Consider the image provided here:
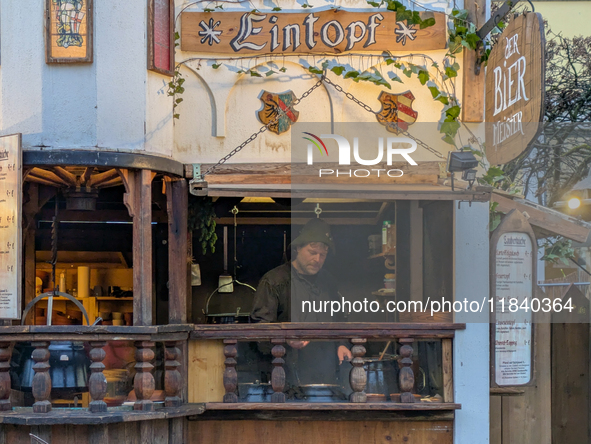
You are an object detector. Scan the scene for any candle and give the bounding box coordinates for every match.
[78,266,90,298]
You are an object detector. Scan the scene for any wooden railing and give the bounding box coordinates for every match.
[0,325,192,415]
[0,322,466,420]
[190,322,465,410]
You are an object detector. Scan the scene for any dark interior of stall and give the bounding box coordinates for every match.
[189,196,453,403]
[15,174,456,406]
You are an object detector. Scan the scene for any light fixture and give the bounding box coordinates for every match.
[447,151,479,191]
[568,197,582,209]
[462,169,478,190]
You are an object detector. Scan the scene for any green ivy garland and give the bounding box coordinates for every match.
[188,195,218,255]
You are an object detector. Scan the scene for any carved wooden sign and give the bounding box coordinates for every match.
[490,209,535,387]
[180,10,446,54]
[0,134,22,320]
[485,13,545,165]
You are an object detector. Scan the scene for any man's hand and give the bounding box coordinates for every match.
[287,340,310,349]
[338,345,353,364]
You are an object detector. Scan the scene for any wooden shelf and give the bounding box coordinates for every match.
[205,402,461,411]
[96,297,133,301]
[0,404,205,425]
[367,250,396,259]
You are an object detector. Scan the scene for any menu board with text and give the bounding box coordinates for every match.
[490,208,537,388]
[0,134,21,319]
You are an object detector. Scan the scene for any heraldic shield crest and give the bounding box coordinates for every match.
[376,91,418,133]
[257,90,300,135]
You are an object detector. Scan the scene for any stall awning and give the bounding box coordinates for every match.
[185,162,491,202]
[491,191,591,243]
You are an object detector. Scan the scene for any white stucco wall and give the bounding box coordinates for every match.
[0,1,174,156]
[173,0,469,165]
[454,201,490,444]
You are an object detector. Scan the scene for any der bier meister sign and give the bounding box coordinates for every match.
[181,10,446,54]
[485,13,545,166]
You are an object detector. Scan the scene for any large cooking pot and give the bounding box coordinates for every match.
[11,292,92,401]
[290,384,347,402]
[360,355,400,401]
[237,382,272,402]
[11,341,90,399]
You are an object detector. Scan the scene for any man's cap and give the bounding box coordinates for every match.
[291,218,335,251]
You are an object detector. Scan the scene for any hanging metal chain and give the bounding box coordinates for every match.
[200,73,445,180]
[201,77,325,178]
[322,76,446,160]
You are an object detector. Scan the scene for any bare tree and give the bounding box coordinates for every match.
[501,32,591,206]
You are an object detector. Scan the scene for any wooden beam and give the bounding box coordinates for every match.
[51,167,78,186]
[492,193,591,243]
[81,167,94,186]
[87,169,120,188]
[461,0,486,122]
[185,162,443,180]
[124,170,156,326]
[95,177,123,189]
[167,178,188,324]
[29,168,70,186]
[442,339,453,403]
[409,201,423,302]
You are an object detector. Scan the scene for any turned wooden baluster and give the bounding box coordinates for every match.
[164,341,182,407]
[88,341,107,413]
[134,341,155,411]
[223,339,238,403]
[349,338,367,403]
[31,341,51,413]
[0,342,12,411]
[270,339,286,403]
[399,339,415,403]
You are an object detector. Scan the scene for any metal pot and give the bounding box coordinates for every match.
[294,384,346,402]
[361,355,400,400]
[11,341,90,399]
[237,382,272,402]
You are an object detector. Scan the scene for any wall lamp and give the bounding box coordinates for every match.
[447,151,479,191]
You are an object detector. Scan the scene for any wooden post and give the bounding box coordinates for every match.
[120,169,156,326]
[134,341,155,411]
[166,178,188,324]
[270,339,286,403]
[0,342,12,411]
[22,182,39,325]
[461,0,486,122]
[31,341,51,413]
[222,339,238,403]
[349,338,367,403]
[88,341,107,413]
[442,338,453,403]
[164,341,182,407]
[399,339,415,403]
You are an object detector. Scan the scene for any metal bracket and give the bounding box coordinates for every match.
[476,0,516,41]
[192,164,202,181]
[189,163,209,196]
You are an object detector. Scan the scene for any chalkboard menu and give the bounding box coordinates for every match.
[0,134,21,320]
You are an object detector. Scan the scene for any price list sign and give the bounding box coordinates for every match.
[0,134,21,319]
[490,209,535,387]
[494,232,533,385]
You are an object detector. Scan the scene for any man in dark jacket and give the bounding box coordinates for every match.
[250,219,351,392]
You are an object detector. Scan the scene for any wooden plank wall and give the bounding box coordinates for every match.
[0,420,175,444]
[189,420,453,444]
[188,340,225,402]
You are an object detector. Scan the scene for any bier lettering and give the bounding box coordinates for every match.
[493,33,529,117]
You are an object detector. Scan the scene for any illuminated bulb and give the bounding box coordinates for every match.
[568,197,582,209]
